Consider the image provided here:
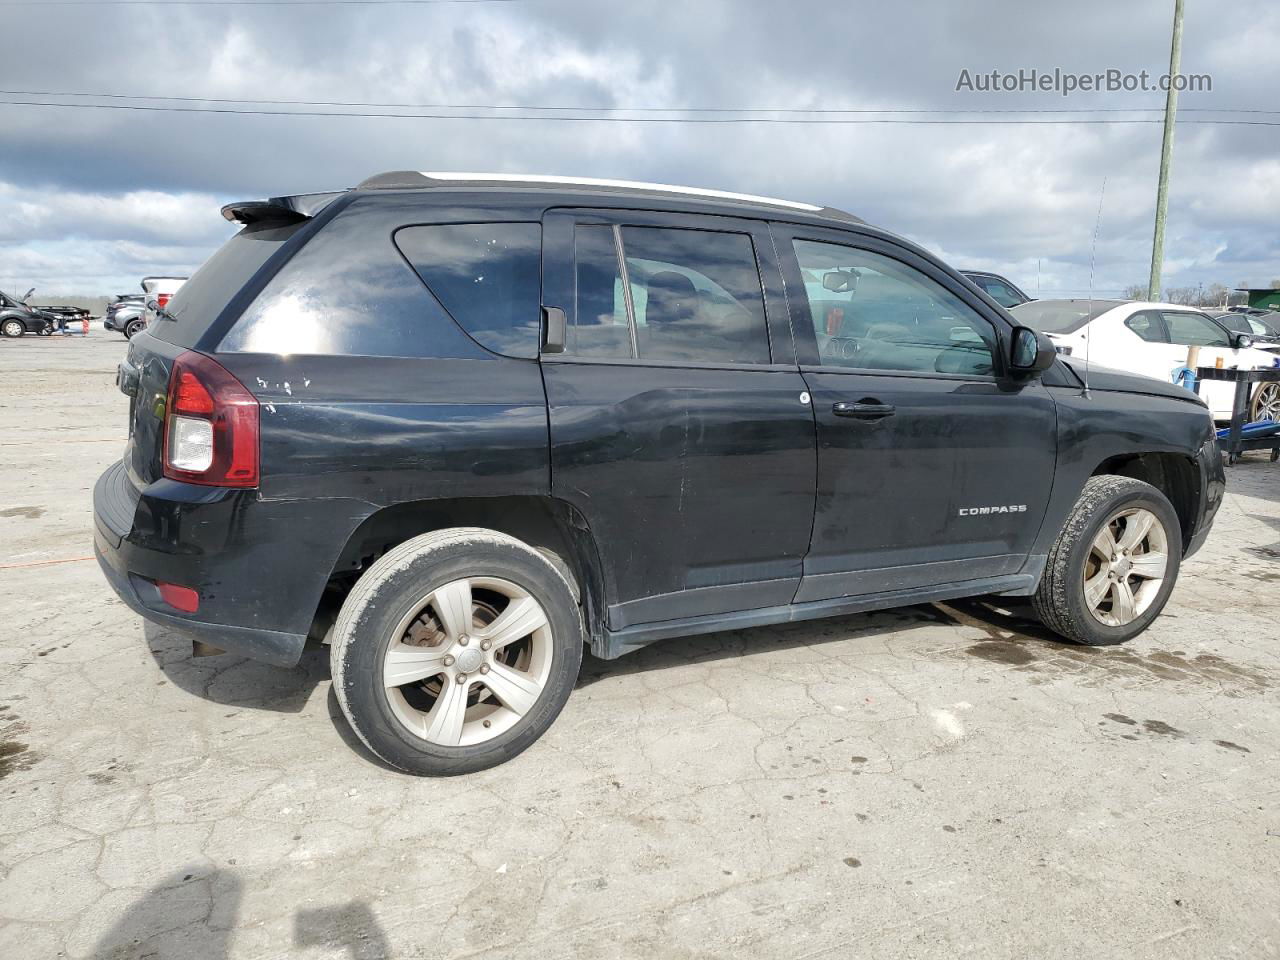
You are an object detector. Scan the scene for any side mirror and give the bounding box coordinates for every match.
[1233,333,1253,350]
[1009,325,1056,375]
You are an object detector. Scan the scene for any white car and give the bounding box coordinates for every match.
[139,275,189,331]
[1011,299,1280,422]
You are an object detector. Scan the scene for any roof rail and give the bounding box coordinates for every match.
[355,170,860,221]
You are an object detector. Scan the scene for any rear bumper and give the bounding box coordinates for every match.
[94,534,305,666]
[93,458,360,667]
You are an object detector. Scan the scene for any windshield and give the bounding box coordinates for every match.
[1212,312,1252,334]
[1010,299,1124,334]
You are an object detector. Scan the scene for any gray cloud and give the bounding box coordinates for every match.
[0,0,1276,296]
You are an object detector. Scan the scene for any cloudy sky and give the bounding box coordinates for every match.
[1,0,1277,299]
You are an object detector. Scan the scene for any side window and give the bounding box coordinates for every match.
[622,227,770,364]
[980,279,1022,309]
[1162,311,1231,348]
[793,240,996,376]
[569,224,771,364]
[571,224,632,359]
[395,223,541,359]
[1125,311,1167,343]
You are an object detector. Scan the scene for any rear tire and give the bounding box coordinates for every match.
[2,319,25,338]
[124,319,145,339]
[1032,476,1181,646]
[331,528,583,776]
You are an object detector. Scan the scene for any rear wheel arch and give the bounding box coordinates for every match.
[316,495,608,652]
[1090,452,1199,550]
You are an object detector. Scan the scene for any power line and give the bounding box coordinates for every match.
[2,88,1277,115]
[1,0,514,5]
[4,98,1280,124]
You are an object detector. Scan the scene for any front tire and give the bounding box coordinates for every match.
[1033,476,1181,646]
[331,528,583,775]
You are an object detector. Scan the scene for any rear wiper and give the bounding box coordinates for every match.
[148,301,177,322]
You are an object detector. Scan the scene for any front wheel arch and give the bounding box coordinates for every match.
[1090,451,1200,551]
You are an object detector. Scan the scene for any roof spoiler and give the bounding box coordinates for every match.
[221,191,345,226]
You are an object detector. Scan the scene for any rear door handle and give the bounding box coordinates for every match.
[832,400,895,420]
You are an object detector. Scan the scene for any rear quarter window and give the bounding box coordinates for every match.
[152,220,303,347]
[219,203,488,359]
[394,223,542,359]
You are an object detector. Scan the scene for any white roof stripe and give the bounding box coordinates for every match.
[418,171,823,212]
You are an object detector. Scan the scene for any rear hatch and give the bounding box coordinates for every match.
[120,195,339,487]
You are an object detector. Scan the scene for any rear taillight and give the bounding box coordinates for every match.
[162,351,259,487]
[157,292,173,309]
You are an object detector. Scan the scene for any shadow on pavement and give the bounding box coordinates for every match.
[144,622,329,715]
[87,866,392,959]
[88,866,242,959]
[295,900,392,960]
[575,602,972,687]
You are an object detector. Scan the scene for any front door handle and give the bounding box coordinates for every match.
[832,400,895,420]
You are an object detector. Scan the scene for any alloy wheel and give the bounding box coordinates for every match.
[1082,507,1169,627]
[382,576,553,747]
[1251,381,1280,422]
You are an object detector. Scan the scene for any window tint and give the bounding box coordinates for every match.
[1162,311,1230,347]
[571,224,633,358]
[222,204,481,358]
[977,279,1023,309]
[794,240,996,376]
[1125,311,1167,343]
[153,219,303,348]
[569,225,772,364]
[624,227,769,363]
[395,223,541,358]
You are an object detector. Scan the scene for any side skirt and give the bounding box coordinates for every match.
[594,573,1038,660]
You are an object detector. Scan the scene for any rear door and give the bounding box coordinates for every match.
[540,209,816,631]
[775,225,1057,601]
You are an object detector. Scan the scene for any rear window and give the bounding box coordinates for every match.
[394,223,542,358]
[151,220,303,347]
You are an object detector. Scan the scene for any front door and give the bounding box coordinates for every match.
[774,225,1058,602]
[540,209,816,631]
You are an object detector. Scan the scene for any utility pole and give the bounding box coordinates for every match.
[1147,0,1186,302]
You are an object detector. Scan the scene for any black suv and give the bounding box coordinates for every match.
[95,172,1224,775]
[960,270,1032,309]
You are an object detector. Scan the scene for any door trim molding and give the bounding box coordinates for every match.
[597,572,1038,659]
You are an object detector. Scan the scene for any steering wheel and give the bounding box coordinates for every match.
[821,337,861,361]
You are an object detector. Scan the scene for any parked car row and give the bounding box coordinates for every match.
[103,276,188,338]
[34,303,91,326]
[1,287,63,337]
[104,294,146,338]
[957,269,1280,422]
[1009,299,1280,421]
